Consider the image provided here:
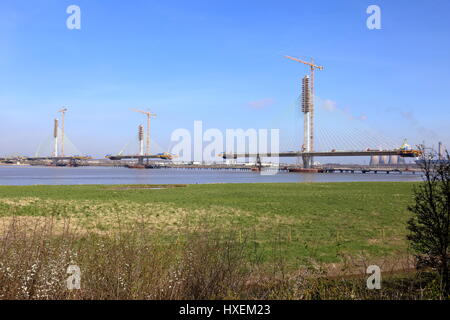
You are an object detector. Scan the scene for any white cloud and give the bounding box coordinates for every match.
[316,96,367,121]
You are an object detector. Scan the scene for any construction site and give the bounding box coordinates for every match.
[0,55,439,174]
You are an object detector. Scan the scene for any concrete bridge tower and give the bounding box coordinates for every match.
[138,125,144,165]
[138,125,144,156]
[301,75,313,168]
[438,141,444,160]
[53,118,59,158]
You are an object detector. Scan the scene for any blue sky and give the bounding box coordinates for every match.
[0,0,449,158]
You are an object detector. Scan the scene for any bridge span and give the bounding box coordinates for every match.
[221,149,420,159]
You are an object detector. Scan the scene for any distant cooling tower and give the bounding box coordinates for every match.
[380,155,389,165]
[370,155,379,166]
[389,155,398,165]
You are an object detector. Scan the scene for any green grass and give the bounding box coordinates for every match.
[0,182,417,265]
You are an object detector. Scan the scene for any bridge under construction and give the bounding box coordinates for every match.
[220,55,422,169]
[0,55,427,169]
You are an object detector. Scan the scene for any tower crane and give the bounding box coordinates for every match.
[285,56,323,95]
[130,108,157,155]
[285,55,323,153]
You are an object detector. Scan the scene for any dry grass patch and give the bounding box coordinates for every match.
[0,197,264,235]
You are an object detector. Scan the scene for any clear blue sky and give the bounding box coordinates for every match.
[0,0,449,157]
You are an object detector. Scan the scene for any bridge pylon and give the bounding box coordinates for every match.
[302,156,312,169]
[301,75,313,168]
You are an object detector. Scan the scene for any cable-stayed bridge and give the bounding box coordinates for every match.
[220,55,423,169]
[20,116,92,166]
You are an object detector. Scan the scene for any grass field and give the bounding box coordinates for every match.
[0,182,417,266]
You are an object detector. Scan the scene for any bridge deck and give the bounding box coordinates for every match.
[222,150,419,158]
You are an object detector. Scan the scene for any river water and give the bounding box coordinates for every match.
[0,166,422,186]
